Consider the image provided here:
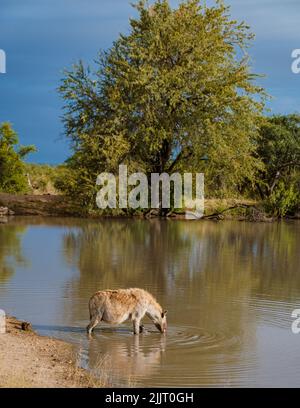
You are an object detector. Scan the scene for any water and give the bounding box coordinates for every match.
[0,217,300,387]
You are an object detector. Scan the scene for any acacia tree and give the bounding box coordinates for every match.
[0,122,36,193]
[59,0,265,210]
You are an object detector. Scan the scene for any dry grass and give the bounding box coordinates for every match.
[204,198,259,215]
[0,373,33,388]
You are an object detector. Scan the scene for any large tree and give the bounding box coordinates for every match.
[59,0,265,210]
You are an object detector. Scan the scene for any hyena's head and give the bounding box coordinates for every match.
[154,311,168,333]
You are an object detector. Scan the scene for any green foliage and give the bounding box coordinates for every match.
[25,163,71,195]
[256,114,300,216]
[59,0,265,209]
[256,114,300,197]
[264,179,299,218]
[0,122,36,193]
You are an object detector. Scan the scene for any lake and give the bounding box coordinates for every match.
[0,217,300,387]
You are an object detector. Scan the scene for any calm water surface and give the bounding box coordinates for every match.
[0,217,300,387]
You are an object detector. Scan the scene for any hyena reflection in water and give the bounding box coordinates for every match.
[87,331,167,384]
[87,288,167,335]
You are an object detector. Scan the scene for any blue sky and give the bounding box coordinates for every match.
[0,0,299,164]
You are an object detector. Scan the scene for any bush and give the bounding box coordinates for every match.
[0,123,36,193]
[264,179,300,217]
[25,163,73,195]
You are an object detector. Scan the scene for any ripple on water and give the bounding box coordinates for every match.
[249,298,296,329]
[159,325,242,352]
[82,323,242,350]
[75,323,246,387]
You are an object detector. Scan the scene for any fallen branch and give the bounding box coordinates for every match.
[201,204,260,220]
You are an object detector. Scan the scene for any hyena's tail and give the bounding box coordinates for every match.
[88,299,93,320]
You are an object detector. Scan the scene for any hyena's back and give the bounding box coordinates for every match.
[88,288,152,324]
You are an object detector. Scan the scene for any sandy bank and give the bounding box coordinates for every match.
[0,316,90,388]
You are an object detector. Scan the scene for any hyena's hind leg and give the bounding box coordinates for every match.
[87,314,100,335]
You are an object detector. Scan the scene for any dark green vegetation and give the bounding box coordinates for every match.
[1,1,299,218]
[256,115,300,217]
[0,123,35,193]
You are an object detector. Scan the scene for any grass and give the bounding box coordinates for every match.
[24,163,69,195]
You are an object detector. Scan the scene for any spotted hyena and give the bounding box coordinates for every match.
[87,288,167,335]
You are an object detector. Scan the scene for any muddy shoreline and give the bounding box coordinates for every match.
[0,193,76,217]
[0,192,284,221]
[0,316,93,388]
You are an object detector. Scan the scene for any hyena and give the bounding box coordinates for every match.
[87,288,167,335]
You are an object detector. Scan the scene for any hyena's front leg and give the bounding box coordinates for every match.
[133,319,142,335]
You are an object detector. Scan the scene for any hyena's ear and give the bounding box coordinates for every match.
[162,310,168,317]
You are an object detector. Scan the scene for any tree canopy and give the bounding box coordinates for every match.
[59,0,266,209]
